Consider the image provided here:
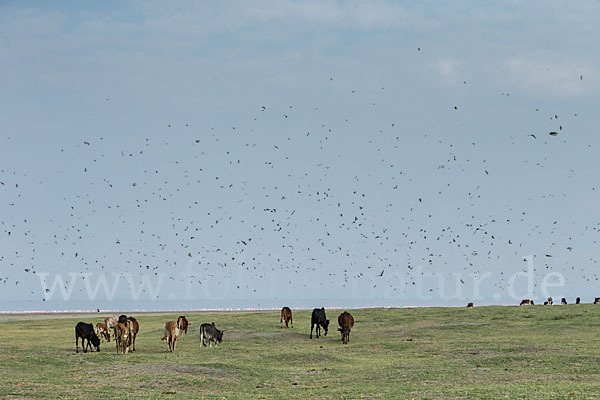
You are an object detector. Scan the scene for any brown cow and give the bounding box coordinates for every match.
[126,317,139,351]
[177,316,189,335]
[95,323,111,343]
[280,307,293,328]
[520,299,534,306]
[337,311,354,344]
[161,321,179,352]
[114,323,130,354]
[466,302,474,308]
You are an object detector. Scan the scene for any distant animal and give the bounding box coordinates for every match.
[161,321,179,352]
[281,307,293,328]
[200,322,224,348]
[310,308,330,339]
[75,322,101,353]
[520,299,534,306]
[105,315,120,330]
[126,317,139,351]
[594,297,600,304]
[118,314,128,324]
[114,322,130,354]
[177,316,189,335]
[337,311,354,344]
[576,297,581,304]
[561,298,567,305]
[466,302,474,308]
[95,323,111,342]
[547,297,553,305]
[544,301,548,305]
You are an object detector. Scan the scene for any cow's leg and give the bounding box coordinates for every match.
[310,323,314,339]
[76,336,79,353]
[290,317,293,328]
[316,324,320,338]
[280,313,283,328]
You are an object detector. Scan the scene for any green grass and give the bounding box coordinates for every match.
[1,305,600,399]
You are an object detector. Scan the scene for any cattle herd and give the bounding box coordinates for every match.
[75,307,354,354]
[518,297,597,306]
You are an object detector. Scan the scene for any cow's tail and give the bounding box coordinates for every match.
[161,327,168,341]
[199,327,204,345]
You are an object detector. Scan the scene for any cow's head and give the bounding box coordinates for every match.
[322,319,330,335]
[215,328,224,343]
[92,335,101,352]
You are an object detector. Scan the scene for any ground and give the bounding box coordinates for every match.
[0,305,599,399]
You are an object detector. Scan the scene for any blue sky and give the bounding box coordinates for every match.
[1,1,600,311]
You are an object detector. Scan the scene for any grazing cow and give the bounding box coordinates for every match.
[561,298,567,305]
[177,316,189,335]
[547,297,553,305]
[520,299,534,306]
[114,323,130,354]
[105,315,120,330]
[75,322,101,353]
[118,314,128,324]
[576,297,581,304]
[95,323,111,343]
[337,311,354,344]
[595,297,600,304]
[280,307,293,328]
[126,317,139,351]
[161,321,179,352]
[200,322,224,348]
[466,302,474,308]
[310,308,329,339]
[544,301,548,305]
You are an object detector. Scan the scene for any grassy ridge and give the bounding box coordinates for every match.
[0,306,599,399]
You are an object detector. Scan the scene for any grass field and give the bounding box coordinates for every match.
[1,305,600,399]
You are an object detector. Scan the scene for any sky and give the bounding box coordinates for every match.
[1,1,600,311]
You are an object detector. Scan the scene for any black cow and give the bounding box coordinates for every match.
[75,322,101,353]
[118,314,128,324]
[561,298,567,305]
[310,308,329,339]
[199,322,224,348]
[576,297,581,304]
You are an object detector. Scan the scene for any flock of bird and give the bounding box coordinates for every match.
[1,66,597,308]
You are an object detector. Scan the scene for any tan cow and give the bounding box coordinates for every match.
[161,321,179,352]
[126,317,139,352]
[520,299,534,306]
[114,323,130,354]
